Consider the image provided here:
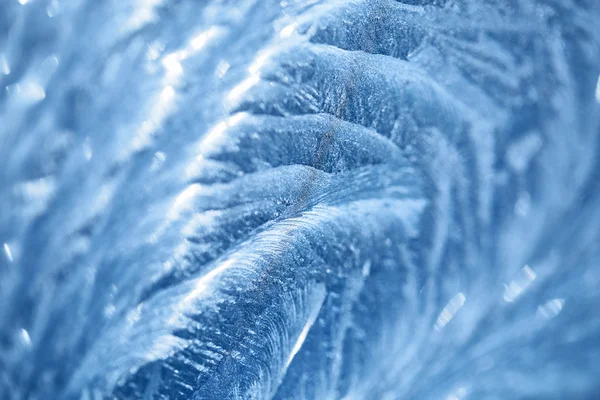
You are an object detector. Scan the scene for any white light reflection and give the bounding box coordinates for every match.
[434,292,466,331]
[285,288,326,370]
[128,27,222,156]
[19,328,31,347]
[125,0,163,32]
[184,113,249,180]
[160,27,223,86]
[279,22,298,39]
[506,133,542,173]
[176,258,237,315]
[83,138,93,161]
[46,0,60,17]
[201,112,247,151]
[227,44,284,103]
[166,183,204,222]
[595,74,600,103]
[6,81,46,105]
[161,54,184,83]
[249,44,289,76]
[227,75,260,103]
[1,54,10,75]
[190,30,214,51]
[150,151,166,171]
[227,24,305,104]
[537,298,565,319]
[216,60,230,78]
[131,85,175,152]
[503,265,536,302]
[3,243,13,263]
[514,192,531,217]
[446,385,470,400]
[150,183,204,241]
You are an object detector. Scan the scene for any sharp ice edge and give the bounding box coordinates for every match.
[0,0,599,399]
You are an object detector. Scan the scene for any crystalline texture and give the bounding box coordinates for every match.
[0,0,599,399]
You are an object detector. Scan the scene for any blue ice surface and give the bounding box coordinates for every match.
[0,0,599,399]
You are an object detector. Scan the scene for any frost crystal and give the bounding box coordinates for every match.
[1,0,599,399]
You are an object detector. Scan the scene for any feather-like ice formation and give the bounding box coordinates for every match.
[0,0,599,399]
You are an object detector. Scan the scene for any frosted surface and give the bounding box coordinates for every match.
[1,0,599,399]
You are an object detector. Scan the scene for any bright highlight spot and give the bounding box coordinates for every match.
[503,265,537,302]
[3,243,13,262]
[537,298,565,319]
[1,54,10,75]
[435,292,466,331]
[280,23,298,38]
[227,75,260,103]
[20,329,31,347]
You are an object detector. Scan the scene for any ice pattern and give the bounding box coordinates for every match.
[1,0,600,399]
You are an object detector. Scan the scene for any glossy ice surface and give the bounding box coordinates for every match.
[1,0,599,399]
